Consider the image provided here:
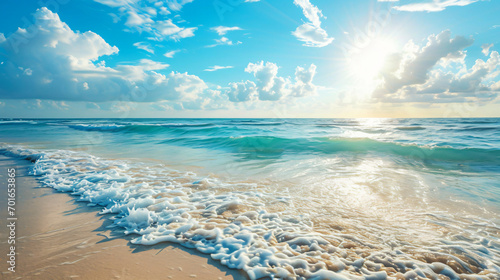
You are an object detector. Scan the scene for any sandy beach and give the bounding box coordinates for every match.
[0,155,247,280]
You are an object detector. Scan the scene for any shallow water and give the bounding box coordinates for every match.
[1,118,499,279]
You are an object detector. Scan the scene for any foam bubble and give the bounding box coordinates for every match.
[1,144,499,280]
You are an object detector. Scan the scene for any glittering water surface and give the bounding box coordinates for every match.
[1,118,499,279]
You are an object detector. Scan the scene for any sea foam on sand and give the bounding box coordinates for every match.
[0,154,243,279]
[1,144,499,280]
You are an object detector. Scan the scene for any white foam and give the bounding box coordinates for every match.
[68,124,125,131]
[0,120,38,125]
[1,144,499,280]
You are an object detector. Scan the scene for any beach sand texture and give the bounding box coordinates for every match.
[0,156,247,280]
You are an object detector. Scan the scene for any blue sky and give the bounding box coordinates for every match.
[0,0,499,118]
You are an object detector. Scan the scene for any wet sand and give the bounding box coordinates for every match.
[0,156,247,280]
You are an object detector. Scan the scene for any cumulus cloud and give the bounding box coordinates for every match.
[227,81,258,102]
[0,8,207,105]
[226,61,317,102]
[292,0,333,47]
[373,30,500,103]
[94,0,196,42]
[394,0,480,12]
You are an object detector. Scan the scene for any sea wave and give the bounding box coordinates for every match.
[68,124,126,131]
[396,126,426,131]
[461,126,500,132]
[1,144,499,279]
[458,119,500,124]
[15,120,500,164]
[66,122,216,132]
[230,122,284,126]
[0,120,38,125]
[162,136,500,163]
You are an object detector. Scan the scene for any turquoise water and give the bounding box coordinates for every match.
[1,118,499,279]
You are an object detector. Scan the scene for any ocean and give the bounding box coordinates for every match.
[1,118,499,279]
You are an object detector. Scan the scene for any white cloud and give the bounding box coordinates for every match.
[171,89,228,110]
[204,65,234,72]
[208,26,243,48]
[110,101,136,113]
[24,99,70,110]
[374,30,500,103]
[33,99,42,109]
[125,10,154,27]
[245,62,280,92]
[292,64,318,97]
[482,44,493,56]
[211,26,242,36]
[92,0,130,8]
[0,7,323,111]
[492,80,500,91]
[93,0,196,41]
[292,23,333,48]
[292,0,333,47]
[0,8,207,105]
[133,42,154,54]
[227,80,258,102]
[0,33,5,43]
[136,59,170,71]
[164,50,180,58]
[227,61,317,102]
[48,100,70,110]
[151,101,173,111]
[153,19,196,41]
[294,0,323,27]
[207,36,242,48]
[166,0,194,11]
[394,0,480,12]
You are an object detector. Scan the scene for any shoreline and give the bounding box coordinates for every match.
[0,126,499,280]
[0,155,247,279]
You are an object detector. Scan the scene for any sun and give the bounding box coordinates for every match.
[346,37,396,85]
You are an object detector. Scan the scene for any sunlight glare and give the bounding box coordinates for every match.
[347,38,395,84]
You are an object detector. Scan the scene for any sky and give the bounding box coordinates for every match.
[0,0,499,118]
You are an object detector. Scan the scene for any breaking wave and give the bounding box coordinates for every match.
[1,144,499,280]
